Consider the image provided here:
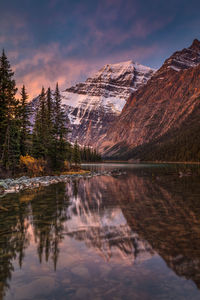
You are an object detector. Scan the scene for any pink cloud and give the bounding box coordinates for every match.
[12,41,159,100]
[13,44,99,99]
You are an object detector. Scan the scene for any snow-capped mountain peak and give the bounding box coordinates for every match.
[64,60,155,101]
[61,60,156,146]
[29,59,156,147]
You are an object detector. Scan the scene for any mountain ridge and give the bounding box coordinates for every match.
[61,60,155,146]
[98,39,200,159]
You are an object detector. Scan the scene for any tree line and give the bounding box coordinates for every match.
[0,50,101,175]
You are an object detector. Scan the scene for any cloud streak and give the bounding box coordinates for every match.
[1,0,200,99]
[12,42,158,99]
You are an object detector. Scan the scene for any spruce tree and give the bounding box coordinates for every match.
[79,145,101,162]
[32,87,48,159]
[72,140,81,166]
[46,87,54,128]
[83,146,87,161]
[2,118,20,172]
[0,50,20,172]
[52,83,68,170]
[45,87,55,167]
[86,146,91,162]
[19,85,31,156]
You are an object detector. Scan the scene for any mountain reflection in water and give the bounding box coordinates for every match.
[1,164,200,300]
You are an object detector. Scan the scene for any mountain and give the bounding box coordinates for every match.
[99,39,200,160]
[64,176,155,263]
[61,60,155,146]
[29,60,155,147]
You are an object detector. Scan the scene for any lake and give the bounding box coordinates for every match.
[1,163,200,300]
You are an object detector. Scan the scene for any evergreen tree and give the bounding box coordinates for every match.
[19,85,31,156]
[52,83,68,169]
[45,87,55,166]
[32,84,69,171]
[86,146,91,162]
[65,142,73,162]
[0,50,20,172]
[80,145,101,162]
[2,118,20,172]
[83,146,87,161]
[54,83,66,136]
[46,87,54,128]
[72,140,81,166]
[32,87,48,159]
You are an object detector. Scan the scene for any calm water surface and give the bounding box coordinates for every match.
[1,163,200,300]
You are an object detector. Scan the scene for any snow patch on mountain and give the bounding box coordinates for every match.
[62,92,126,115]
[61,60,156,131]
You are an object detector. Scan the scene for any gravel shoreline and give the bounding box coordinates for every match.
[0,169,125,196]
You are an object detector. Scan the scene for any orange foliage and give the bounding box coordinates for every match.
[20,155,46,176]
[64,160,70,171]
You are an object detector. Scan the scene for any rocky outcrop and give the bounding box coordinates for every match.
[99,39,200,158]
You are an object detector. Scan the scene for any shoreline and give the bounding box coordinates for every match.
[1,160,199,197]
[0,169,124,197]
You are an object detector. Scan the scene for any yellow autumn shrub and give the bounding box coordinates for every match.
[20,155,46,176]
[64,160,70,171]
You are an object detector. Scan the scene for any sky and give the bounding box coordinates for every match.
[1,0,200,98]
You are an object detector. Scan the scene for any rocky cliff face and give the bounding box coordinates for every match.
[61,61,155,146]
[99,39,200,158]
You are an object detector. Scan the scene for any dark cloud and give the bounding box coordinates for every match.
[0,0,200,97]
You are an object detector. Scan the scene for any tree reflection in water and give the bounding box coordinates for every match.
[0,165,200,299]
